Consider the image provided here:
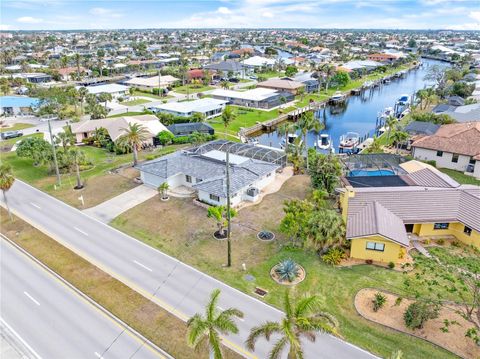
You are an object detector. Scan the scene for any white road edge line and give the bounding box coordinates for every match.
[23,291,40,306]
[30,202,41,209]
[133,260,153,272]
[94,352,104,358]
[0,317,42,359]
[73,226,89,236]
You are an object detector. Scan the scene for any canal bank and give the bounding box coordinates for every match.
[251,58,448,152]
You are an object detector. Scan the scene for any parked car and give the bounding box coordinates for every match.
[147,107,160,113]
[1,130,23,140]
[229,78,239,83]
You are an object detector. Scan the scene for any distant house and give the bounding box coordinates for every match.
[151,98,227,119]
[16,73,52,84]
[0,96,39,116]
[210,88,294,109]
[187,69,205,82]
[411,122,480,178]
[204,61,245,79]
[242,56,276,70]
[136,140,286,206]
[431,103,480,122]
[124,75,179,91]
[167,122,215,137]
[338,158,480,264]
[367,53,398,64]
[288,72,319,93]
[84,83,130,98]
[70,114,169,145]
[58,67,88,81]
[257,79,305,95]
[403,121,440,136]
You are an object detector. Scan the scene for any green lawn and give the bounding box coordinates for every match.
[121,98,151,106]
[0,123,34,133]
[172,84,214,94]
[438,168,480,185]
[112,175,457,359]
[256,70,285,79]
[108,111,151,118]
[132,90,173,100]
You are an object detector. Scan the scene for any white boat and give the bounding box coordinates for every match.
[280,133,299,149]
[396,94,411,106]
[363,80,374,88]
[317,133,333,151]
[330,91,346,103]
[339,132,360,149]
[378,106,395,119]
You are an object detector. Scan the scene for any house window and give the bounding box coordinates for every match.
[436,150,443,157]
[434,223,449,230]
[366,242,385,252]
[185,175,192,183]
[469,158,476,165]
[464,226,472,236]
[209,194,220,202]
[451,154,459,163]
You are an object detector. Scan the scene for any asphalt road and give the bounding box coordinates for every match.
[0,238,167,359]
[3,180,377,359]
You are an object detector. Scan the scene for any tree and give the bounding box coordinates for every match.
[221,106,236,137]
[407,39,417,48]
[187,289,243,359]
[296,111,323,171]
[276,122,296,153]
[55,128,75,151]
[0,164,15,221]
[16,137,52,166]
[307,151,342,194]
[246,290,338,359]
[391,131,409,153]
[450,82,474,98]
[157,130,175,145]
[68,147,85,189]
[305,208,345,253]
[404,301,440,330]
[158,182,169,200]
[116,123,150,166]
[330,71,350,88]
[285,65,298,77]
[98,92,113,110]
[207,205,237,238]
[385,115,397,142]
[220,80,230,90]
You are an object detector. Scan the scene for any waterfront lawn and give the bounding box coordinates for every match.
[438,168,480,185]
[173,84,214,94]
[0,209,241,359]
[111,175,456,359]
[2,144,183,208]
[0,122,34,133]
[121,98,151,106]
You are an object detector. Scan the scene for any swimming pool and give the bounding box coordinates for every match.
[349,169,395,177]
[0,96,39,108]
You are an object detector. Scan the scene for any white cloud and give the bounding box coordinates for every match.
[217,6,232,14]
[262,11,274,18]
[16,16,43,23]
[89,7,123,18]
[469,10,480,22]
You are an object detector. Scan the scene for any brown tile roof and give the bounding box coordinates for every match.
[406,167,460,188]
[412,121,480,158]
[257,79,305,90]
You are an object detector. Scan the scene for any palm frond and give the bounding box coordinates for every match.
[294,295,321,317]
[209,328,223,359]
[268,337,288,359]
[245,321,282,350]
[207,288,221,321]
[187,314,208,347]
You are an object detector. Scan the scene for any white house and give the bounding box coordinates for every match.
[411,122,480,179]
[136,140,286,206]
[151,98,227,119]
[124,75,179,91]
[84,83,130,98]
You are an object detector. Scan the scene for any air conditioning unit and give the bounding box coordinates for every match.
[246,187,259,197]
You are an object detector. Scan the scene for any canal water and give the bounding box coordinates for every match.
[252,58,448,151]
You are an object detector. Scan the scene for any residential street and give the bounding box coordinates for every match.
[0,238,167,359]
[2,180,377,359]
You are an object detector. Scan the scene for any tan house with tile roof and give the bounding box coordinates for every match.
[411,122,480,179]
[257,79,305,95]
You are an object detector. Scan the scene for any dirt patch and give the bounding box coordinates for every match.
[355,288,479,359]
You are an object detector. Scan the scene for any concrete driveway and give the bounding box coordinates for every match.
[83,185,158,223]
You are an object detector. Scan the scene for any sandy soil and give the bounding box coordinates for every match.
[355,288,480,359]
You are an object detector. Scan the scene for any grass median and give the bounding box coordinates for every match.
[0,208,241,359]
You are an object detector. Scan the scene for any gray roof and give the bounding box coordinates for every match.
[347,202,409,246]
[403,121,440,136]
[204,61,244,72]
[406,168,460,188]
[136,150,278,198]
[346,185,480,237]
[434,103,480,122]
[167,122,214,135]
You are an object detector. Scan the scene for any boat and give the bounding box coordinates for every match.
[396,94,411,106]
[280,133,299,149]
[329,91,346,104]
[363,80,374,88]
[316,133,334,153]
[378,106,395,119]
[383,78,391,84]
[339,132,360,150]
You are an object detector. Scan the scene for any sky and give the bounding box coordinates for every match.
[1,0,479,31]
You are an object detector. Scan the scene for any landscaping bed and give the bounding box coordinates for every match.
[355,288,479,359]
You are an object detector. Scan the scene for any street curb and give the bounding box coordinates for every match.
[0,234,174,359]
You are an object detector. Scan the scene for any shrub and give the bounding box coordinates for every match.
[451,240,461,247]
[372,292,387,312]
[394,297,403,306]
[157,130,175,145]
[403,301,439,329]
[436,238,445,245]
[388,261,395,269]
[172,135,190,144]
[274,259,300,283]
[366,259,373,265]
[321,248,346,266]
[424,160,436,167]
[424,238,431,245]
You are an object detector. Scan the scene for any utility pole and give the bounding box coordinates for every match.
[47,119,61,186]
[226,148,232,267]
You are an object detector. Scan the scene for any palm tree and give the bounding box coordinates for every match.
[391,131,409,154]
[221,106,236,138]
[116,123,150,166]
[385,115,397,142]
[74,53,82,79]
[158,182,169,200]
[207,205,237,238]
[0,164,15,221]
[296,111,324,170]
[55,129,75,151]
[246,290,338,359]
[220,80,230,90]
[68,147,85,189]
[78,87,88,115]
[187,289,244,359]
[276,122,296,153]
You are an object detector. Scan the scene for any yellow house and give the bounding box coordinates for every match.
[338,160,480,263]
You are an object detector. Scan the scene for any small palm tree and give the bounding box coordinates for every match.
[296,111,324,170]
[117,123,150,166]
[221,106,236,138]
[246,290,338,359]
[187,289,244,359]
[68,147,85,189]
[158,182,169,200]
[0,163,15,221]
[276,122,296,153]
[207,205,237,238]
[385,115,397,142]
[391,131,409,154]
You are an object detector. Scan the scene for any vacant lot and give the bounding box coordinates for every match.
[112,175,456,359]
[122,98,152,106]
